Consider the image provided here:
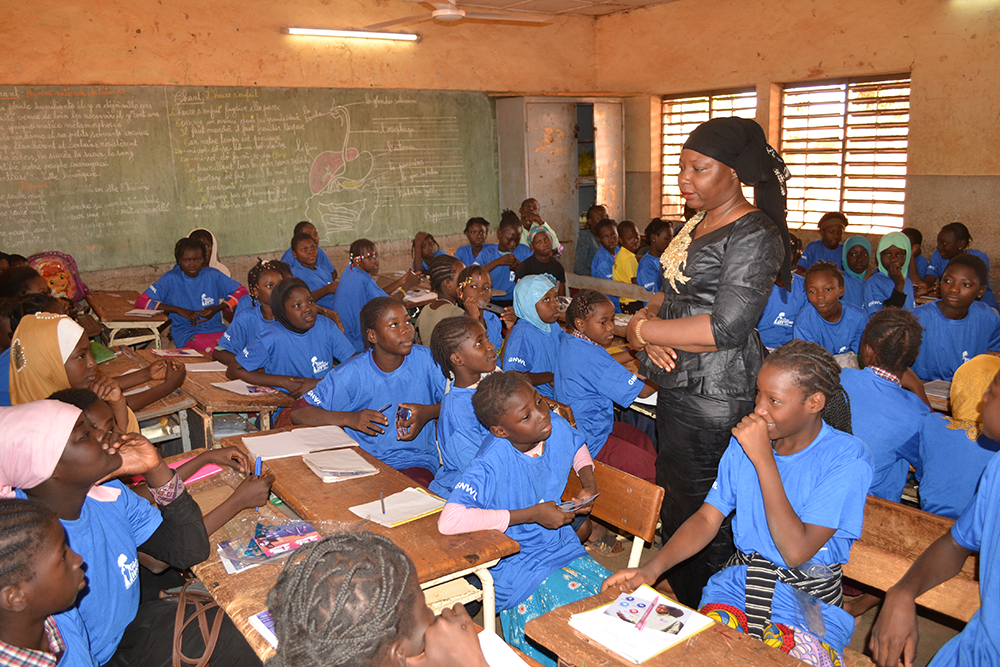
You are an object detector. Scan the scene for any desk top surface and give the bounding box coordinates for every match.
[86,290,168,323]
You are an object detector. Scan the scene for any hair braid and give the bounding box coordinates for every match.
[267,532,417,667]
[804,260,844,288]
[429,317,477,379]
[427,255,462,294]
[766,339,853,434]
[247,259,293,306]
[565,289,612,332]
[358,296,400,351]
[49,388,101,411]
[0,498,54,586]
[860,308,923,376]
[472,370,532,428]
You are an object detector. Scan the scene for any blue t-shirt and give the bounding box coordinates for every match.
[0,347,10,406]
[303,346,446,471]
[331,266,388,353]
[863,272,915,316]
[792,302,867,356]
[237,316,355,389]
[931,451,1000,666]
[798,240,844,271]
[16,481,162,665]
[590,247,621,313]
[554,335,643,456]
[483,310,503,352]
[143,266,243,347]
[502,320,564,399]
[290,261,336,310]
[420,249,448,272]
[702,424,873,652]
[636,252,663,296]
[49,608,99,667]
[280,246,337,277]
[756,277,807,349]
[490,244,532,302]
[913,253,930,279]
[911,301,1000,382]
[428,385,491,500]
[448,414,586,611]
[842,274,866,310]
[918,414,1000,519]
[216,305,272,354]
[926,249,998,311]
[840,367,928,501]
[455,244,499,268]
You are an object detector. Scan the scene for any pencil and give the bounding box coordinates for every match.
[636,595,658,631]
[254,456,262,511]
[380,492,386,514]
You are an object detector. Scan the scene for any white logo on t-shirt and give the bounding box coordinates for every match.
[455,482,478,501]
[773,311,794,327]
[962,350,971,364]
[311,356,329,374]
[201,293,215,307]
[117,554,139,589]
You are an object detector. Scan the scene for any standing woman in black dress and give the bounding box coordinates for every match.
[625,117,791,607]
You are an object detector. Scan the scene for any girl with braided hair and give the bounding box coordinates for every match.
[267,532,489,667]
[605,340,873,665]
[415,254,464,345]
[213,259,292,366]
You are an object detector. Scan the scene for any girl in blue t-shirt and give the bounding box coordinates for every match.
[922,222,999,309]
[136,237,247,351]
[228,277,355,398]
[489,211,532,306]
[290,231,337,309]
[454,217,500,268]
[427,317,497,499]
[503,273,563,398]
[457,265,511,352]
[864,232,916,315]
[293,297,446,487]
[589,218,621,313]
[793,261,868,358]
[605,340,874,662]
[439,371,608,666]
[213,259,292,366]
[554,290,657,484]
[841,236,871,309]
[280,221,338,282]
[636,218,672,297]
[412,231,446,274]
[757,233,806,350]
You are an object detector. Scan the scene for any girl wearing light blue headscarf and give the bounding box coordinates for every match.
[863,232,915,315]
[842,236,871,309]
[502,274,565,398]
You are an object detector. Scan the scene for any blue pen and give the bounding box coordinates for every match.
[378,403,392,413]
[254,456,262,511]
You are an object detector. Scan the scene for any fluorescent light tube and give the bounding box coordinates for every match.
[284,28,419,41]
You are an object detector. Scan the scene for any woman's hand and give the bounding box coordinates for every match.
[532,501,575,529]
[625,308,651,349]
[228,473,276,511]
[106,433,163,478]
[163,360,186,390]
[147,359,168,381]
[401,270,421,290]
[90,375,124,405]
[887,261,906,292]
[347,409,389,436]
[409,604,489,667]
[602,565,656,593]
[732,412,772,464]
[500,306,517,329]
[869,587,920,667]
[168,306,199,325]
[397,403,434,441]
[197,303,225,322]
[283,377,319,399]
[644,344,677,372]
[569,488,598,515]
[200,446,251,473]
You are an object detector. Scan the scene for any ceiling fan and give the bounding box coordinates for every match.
[365,1,554,30]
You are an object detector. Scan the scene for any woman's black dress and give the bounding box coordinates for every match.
[639,210,782,607]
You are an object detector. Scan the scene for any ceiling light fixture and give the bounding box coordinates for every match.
[283,27,419,41]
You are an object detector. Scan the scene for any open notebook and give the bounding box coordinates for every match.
[348,487,445,528]
[243,425,359,461]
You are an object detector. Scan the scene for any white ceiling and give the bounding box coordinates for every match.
[402,0,679,18]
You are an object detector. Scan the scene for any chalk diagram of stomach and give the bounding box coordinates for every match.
[304,106,380,236]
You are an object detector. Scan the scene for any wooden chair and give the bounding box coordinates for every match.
[317,306,344,332]
[563,461,664,568]
[542,396,576,427]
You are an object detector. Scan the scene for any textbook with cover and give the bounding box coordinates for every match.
[249,610,277,648]
[568,585,714,663]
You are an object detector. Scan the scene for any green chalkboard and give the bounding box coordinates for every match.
[0,85,499,271]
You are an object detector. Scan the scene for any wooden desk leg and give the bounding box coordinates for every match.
[153,325,161,349]
[474,566,497,634]
[261,410,272,431]
[179,409,192,452]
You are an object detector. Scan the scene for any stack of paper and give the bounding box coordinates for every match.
[924,379,951,403]
[150,348,203,357]
[302,448,378,483]
[248,610,277,648]
[211,379,280,396]
[349,487,445,528]
[186,360,229,372]
[568,585,714,664]
[243,425,359,460]
[124,308,163,317]
[404,288,438,305]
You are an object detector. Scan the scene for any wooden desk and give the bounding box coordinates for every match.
[221,428,520,632]
[526,589,803,667]
[86,290,170,348]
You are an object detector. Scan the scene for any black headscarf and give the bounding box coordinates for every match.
[270,277,311,334]
[684,117,792,288]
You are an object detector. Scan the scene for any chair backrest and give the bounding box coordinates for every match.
[563,461,663,544]
[542,396,576,428]
[317,306,344,332]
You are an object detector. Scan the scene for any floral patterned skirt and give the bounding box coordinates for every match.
[499,555,611,667]
[700,602,844,667]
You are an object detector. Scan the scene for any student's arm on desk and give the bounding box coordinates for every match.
[439,501,574,534]
[290,404,389,435]
[124,361,186,412]
[212,346,237,366]
[226,361,318,399]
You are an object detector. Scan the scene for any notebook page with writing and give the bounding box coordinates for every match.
[349,487,445,528]
[243,432,313,460]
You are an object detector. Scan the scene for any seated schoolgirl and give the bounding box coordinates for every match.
[213,259,292,366]
[589,218,622,313]
[489,211,532,307]
[757,235,806,350]
[842,235,871,309]
[840,308,929,502]
[916,355,1000,519]
[332,239,420,353]
[923,221,999,310]
[0,400,261,667]
[228,278,355,399]
[796,212,846,273]
[519,197,561,254]
[280,221,337,282]
[416,255,466,345]
[454,217,499,268]
[427,317,496,499]
[911,254,1000,381]
[864,232,916,315]
[187,228,230,277]
[0,498,96,667]
[604,340,874,664]
[438,371,608,665]
[503,274,564,399]
[901,227,929,280]
[267,532,490,667]
[457,264,509,352]
[554,290,657,483]
[293,297,445,487]
[613,220,642,314]
[136,237,247,352]
[289,231,337,310]
[636,218,672,297]
[793,262,868,358]
[0,265,48,301]
[515,227,566,295]
[412,231,446,274]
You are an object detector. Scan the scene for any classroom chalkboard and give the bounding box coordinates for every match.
[0,85,499,271]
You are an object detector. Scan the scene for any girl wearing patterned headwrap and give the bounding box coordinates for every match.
[622,117,789,607]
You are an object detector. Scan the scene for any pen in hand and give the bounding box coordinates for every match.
[636,595,658,631]
[254,456,262,511]
[378,403,392,414]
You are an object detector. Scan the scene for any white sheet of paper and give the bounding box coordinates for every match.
[303,448,376,474]
[291,425,358,450]
[186,361,229,372]
[124,308,162,317]
[349,488,445,527]
[478,629,530,667]
[211,380,278,396]
[243,431,313,460]
[633,391,657,407]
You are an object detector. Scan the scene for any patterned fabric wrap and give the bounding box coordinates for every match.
[727,550,843,640]
[659,211,706,292]
[947,354,1000,440]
